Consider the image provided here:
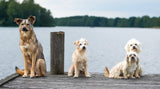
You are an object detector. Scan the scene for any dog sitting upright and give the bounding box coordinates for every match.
[125,38,143,78]
[68,38,91,78]
[14,16,46,78]
[104,51,139,79]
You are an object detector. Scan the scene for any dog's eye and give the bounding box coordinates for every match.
[79,44,82,46]
[27,24,29,26]
[84,43,86,45]
[135,44,137,45]
[133,54,136,56]
[130,44,132,46]
[21,24,24,25]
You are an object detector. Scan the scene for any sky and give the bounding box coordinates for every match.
[17,0,160,18]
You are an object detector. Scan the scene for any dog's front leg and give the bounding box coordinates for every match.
[123,69,128,79]
[130,73,135,78]
[30,55,36,78]
[84,61,90,77]
[134,65,140,78]
[23,54,29,78]
[74,62,79,78]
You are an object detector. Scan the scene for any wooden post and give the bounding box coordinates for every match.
[50,31,64,75]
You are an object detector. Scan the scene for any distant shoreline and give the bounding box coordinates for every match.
[0,26,160,29]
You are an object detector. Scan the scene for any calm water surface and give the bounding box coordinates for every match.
[0,27,160,80]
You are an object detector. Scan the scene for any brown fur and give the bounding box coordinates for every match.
[15,66,24,75]
[14,16,46,78]
[104,67,109,77]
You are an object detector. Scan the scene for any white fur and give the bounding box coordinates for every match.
[125,38,143,78]
[20,44,29,49]
[125,38,142,54]
[68,38,90,78]
[108,51,138,79]
[23,33,27,36]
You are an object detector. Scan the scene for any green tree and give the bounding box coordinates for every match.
[7,0,21,26]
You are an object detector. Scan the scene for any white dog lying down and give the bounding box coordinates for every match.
[104,51,140,79]
[68,38,91,78]
[125,38,143,78]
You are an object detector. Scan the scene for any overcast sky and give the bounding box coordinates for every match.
[18,0,160,18]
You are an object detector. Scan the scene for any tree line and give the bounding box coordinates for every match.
[0,0,160,28]
[0,0,55,26]
[55,15,160,28]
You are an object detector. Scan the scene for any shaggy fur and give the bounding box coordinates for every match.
[104,52,139,79]
[125,38,142,54]
[68,38,91,78]
[125,38,143,78]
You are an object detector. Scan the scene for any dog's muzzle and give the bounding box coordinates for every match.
[131,57,135,60]
[83,46,86,50]
[22,27,28,32]
[133,46,136,49]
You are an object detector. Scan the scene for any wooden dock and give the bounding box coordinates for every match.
[0,73,160,89]
[1,32,160,89]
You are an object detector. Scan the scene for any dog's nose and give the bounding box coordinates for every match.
[133,46,136,49]
[83,46,86,49]
[22,27,28,32]
[131,57,135,60]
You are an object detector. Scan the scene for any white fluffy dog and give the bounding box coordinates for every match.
[125,38,142,54]
[104,51,139,79]
[125,38,143,78]
[68,38,91,78]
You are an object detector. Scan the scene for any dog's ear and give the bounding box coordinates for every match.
[14,18,22,25]
[126,55,129,63]
[74,40,79,46]
[124,42,130,53]
[137,42,142,54]
[85,40,89,45]
[136,56,139,65]
[28,16,36,24]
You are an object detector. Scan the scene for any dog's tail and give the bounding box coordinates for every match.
[104,66,110,77]
[15,66,24,75]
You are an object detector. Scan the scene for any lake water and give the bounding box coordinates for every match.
[0,27,160,80]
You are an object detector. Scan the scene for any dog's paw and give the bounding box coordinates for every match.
[86,75,91,78]
[123,76,128,79]
[85,73,91,78]
[135,75,140,78]
[22,74,28,78]
[74,75,78,78]
[68,73,73,77]
[130,76,135,79]
[30,74,35,78]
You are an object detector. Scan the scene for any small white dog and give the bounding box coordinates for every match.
[125,38,142,54]
[125,38,143,78]
[104,51,139,79]
[68,38,91,78]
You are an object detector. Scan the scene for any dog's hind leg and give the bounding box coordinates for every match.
[68,64,74,76]
[36,59,46,77]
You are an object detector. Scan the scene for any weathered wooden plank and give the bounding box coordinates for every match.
[0,73,19,86]
[1,74,160,89]
[50,32,65,75]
